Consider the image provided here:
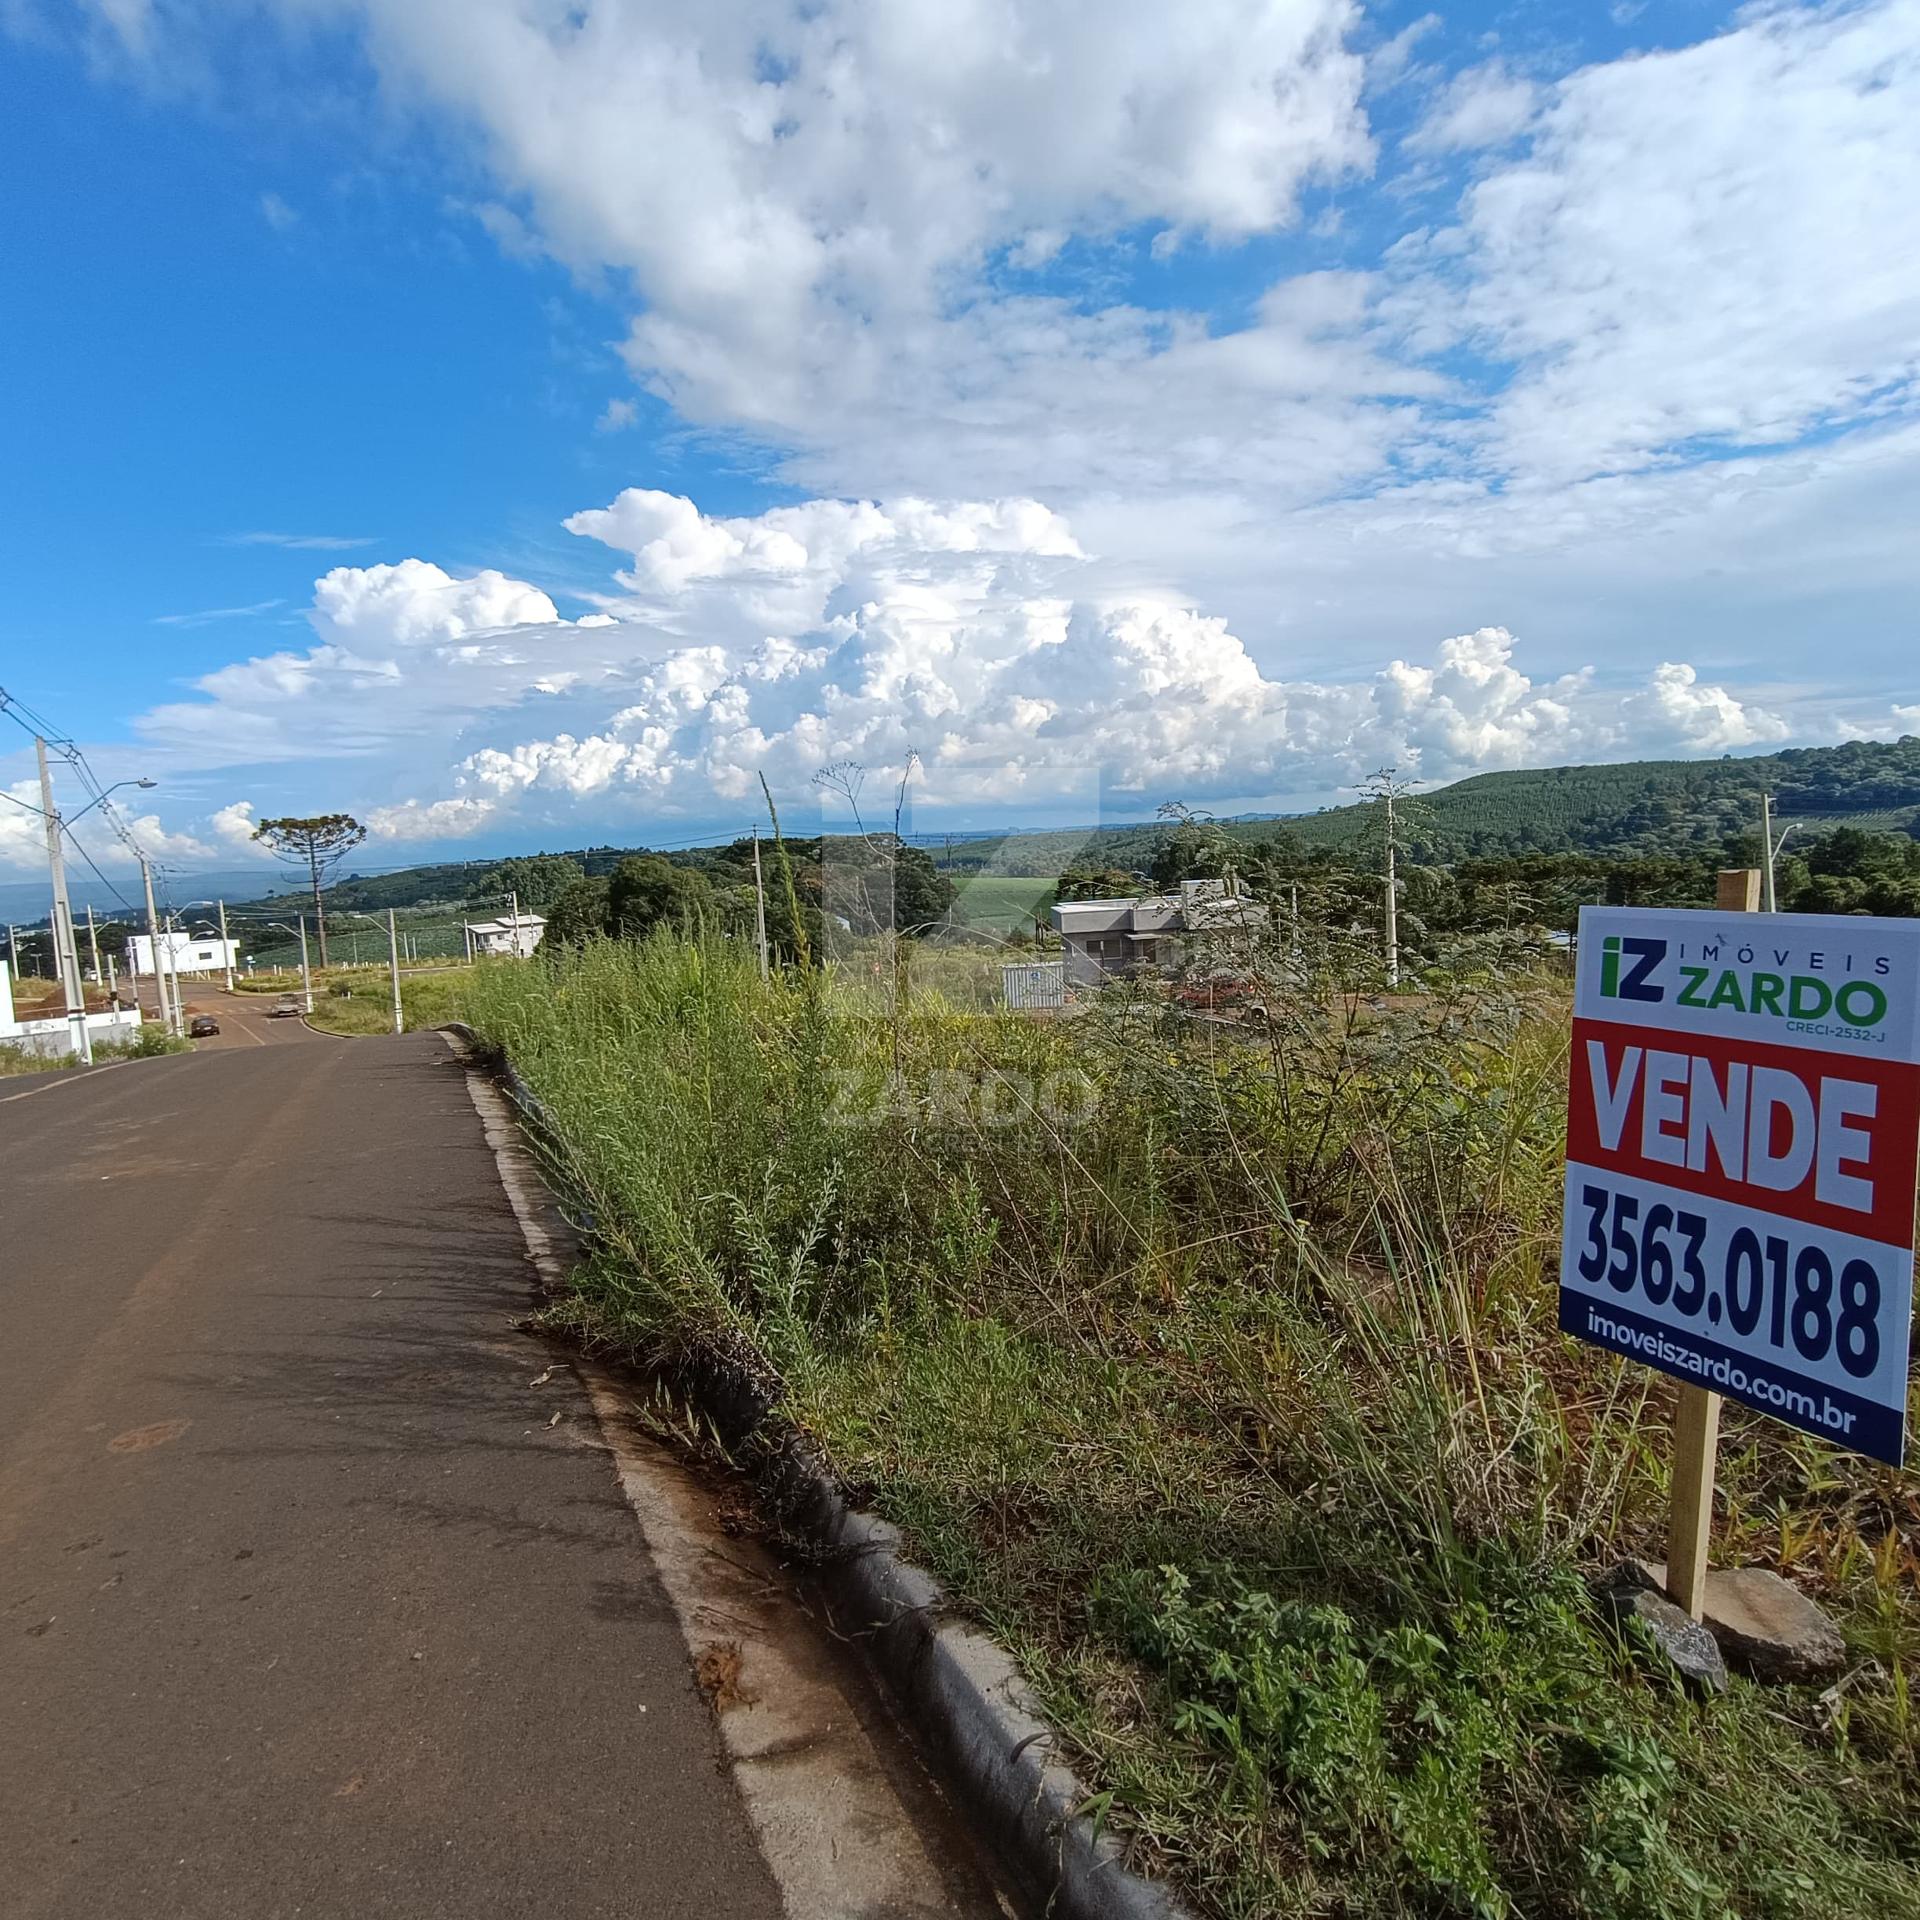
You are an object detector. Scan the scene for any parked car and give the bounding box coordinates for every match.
[268,997,302,1019]
[1173,969,1266,1017]
[188,1013,220,1038]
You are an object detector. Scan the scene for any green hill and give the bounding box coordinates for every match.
[234,736,1920,912]
[1275,738,1920,863]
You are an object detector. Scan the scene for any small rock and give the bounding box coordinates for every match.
[1593,1568,1728,1693]
[1611,1559,1847,1686]
[1699,1567,1847,1686]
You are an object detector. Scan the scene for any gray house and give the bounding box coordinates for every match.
[1050,877,1265,987]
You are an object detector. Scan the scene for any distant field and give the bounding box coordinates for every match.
[945,874,1055,934]
[234,910,473,972]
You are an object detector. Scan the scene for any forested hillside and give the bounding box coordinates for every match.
[235,736,1920,913]
[1280,737,1920,862]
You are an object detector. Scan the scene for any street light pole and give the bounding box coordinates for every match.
[297,916,315,1015]
[139,854,172,1038]
[36,736,92,1064]
[159,908,184,1036]
[218,898,234,990]
[388,909,404,1034]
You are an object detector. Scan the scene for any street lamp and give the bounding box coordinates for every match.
[265,920,315,1014]
[330,907,404,1033]
[67,777,157,828]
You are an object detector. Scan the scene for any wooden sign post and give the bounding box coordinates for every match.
[1664,871,1758,1617]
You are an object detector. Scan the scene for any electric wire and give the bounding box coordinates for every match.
[59,822,139,915]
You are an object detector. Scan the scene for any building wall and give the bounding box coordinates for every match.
[126,935,240,977]
[0,964,145,1059]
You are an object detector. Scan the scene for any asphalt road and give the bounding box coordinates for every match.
[0,1029,785,1919]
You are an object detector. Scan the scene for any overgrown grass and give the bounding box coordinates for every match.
[459,933,1920,1919]
[0,1040,79,1076]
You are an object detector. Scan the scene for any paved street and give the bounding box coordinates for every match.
[0,1028,790,1918]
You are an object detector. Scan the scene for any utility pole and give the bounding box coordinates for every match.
[296,916,315,1015]
[157,906,172,1028]
[1383,791,1399,991]
[37,736,92,1063]
[139,856,171,1037]
[163,910,183,1034]
[218,898,234,990]
[752,828,770,979]
[1361,767,1417,991]
[387,909,404,1034]
[85,902,102,986]
[1762,792,1778,914]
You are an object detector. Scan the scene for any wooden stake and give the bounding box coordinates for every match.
[1665,866,1762,1619]
[1667,1382,1721,1619]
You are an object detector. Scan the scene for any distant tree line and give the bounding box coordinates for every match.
[525,835,956,961]
[1094,803,1920,970]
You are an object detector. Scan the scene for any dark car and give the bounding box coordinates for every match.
[188,1013,220,1038]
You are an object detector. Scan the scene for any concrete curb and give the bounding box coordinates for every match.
[438,1021,1192,1920]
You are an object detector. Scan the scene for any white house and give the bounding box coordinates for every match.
[1050,877,1265,987]
[125,932,240,977]
[463,914,545,959]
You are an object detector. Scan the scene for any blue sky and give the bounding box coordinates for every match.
[3,0,1916,879]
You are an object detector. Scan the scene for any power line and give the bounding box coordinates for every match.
[59,822,138,914]
[0,689,69,746]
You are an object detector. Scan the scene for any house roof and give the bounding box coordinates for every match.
[1052,888,1264,936]
[464,916,546,935]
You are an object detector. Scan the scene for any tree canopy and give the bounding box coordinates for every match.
[252,813,366,965]
[478,854,587,911]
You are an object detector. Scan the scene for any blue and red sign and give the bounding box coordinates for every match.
[1562,907,1920,1465]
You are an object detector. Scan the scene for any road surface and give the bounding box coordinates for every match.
[0,1027,998,1918]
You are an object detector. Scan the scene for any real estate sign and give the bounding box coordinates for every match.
[1562,906,1920,1466]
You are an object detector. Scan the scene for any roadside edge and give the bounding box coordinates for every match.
[441,1021,1192,1920]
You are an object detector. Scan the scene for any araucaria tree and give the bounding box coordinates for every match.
[252,813,367,965]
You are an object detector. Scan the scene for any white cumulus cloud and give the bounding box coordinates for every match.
[363,490,1795,837]
[310,559,559,649]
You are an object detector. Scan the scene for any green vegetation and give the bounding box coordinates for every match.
[302,965,476,1035]
[222,738,1920,954]
[945,873,1055,935]
[0,1040,77,1076]
[457,931,1920,1920]
[229,908,475,971]
[943,737,1920,874]
[1,1019,189,1075]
